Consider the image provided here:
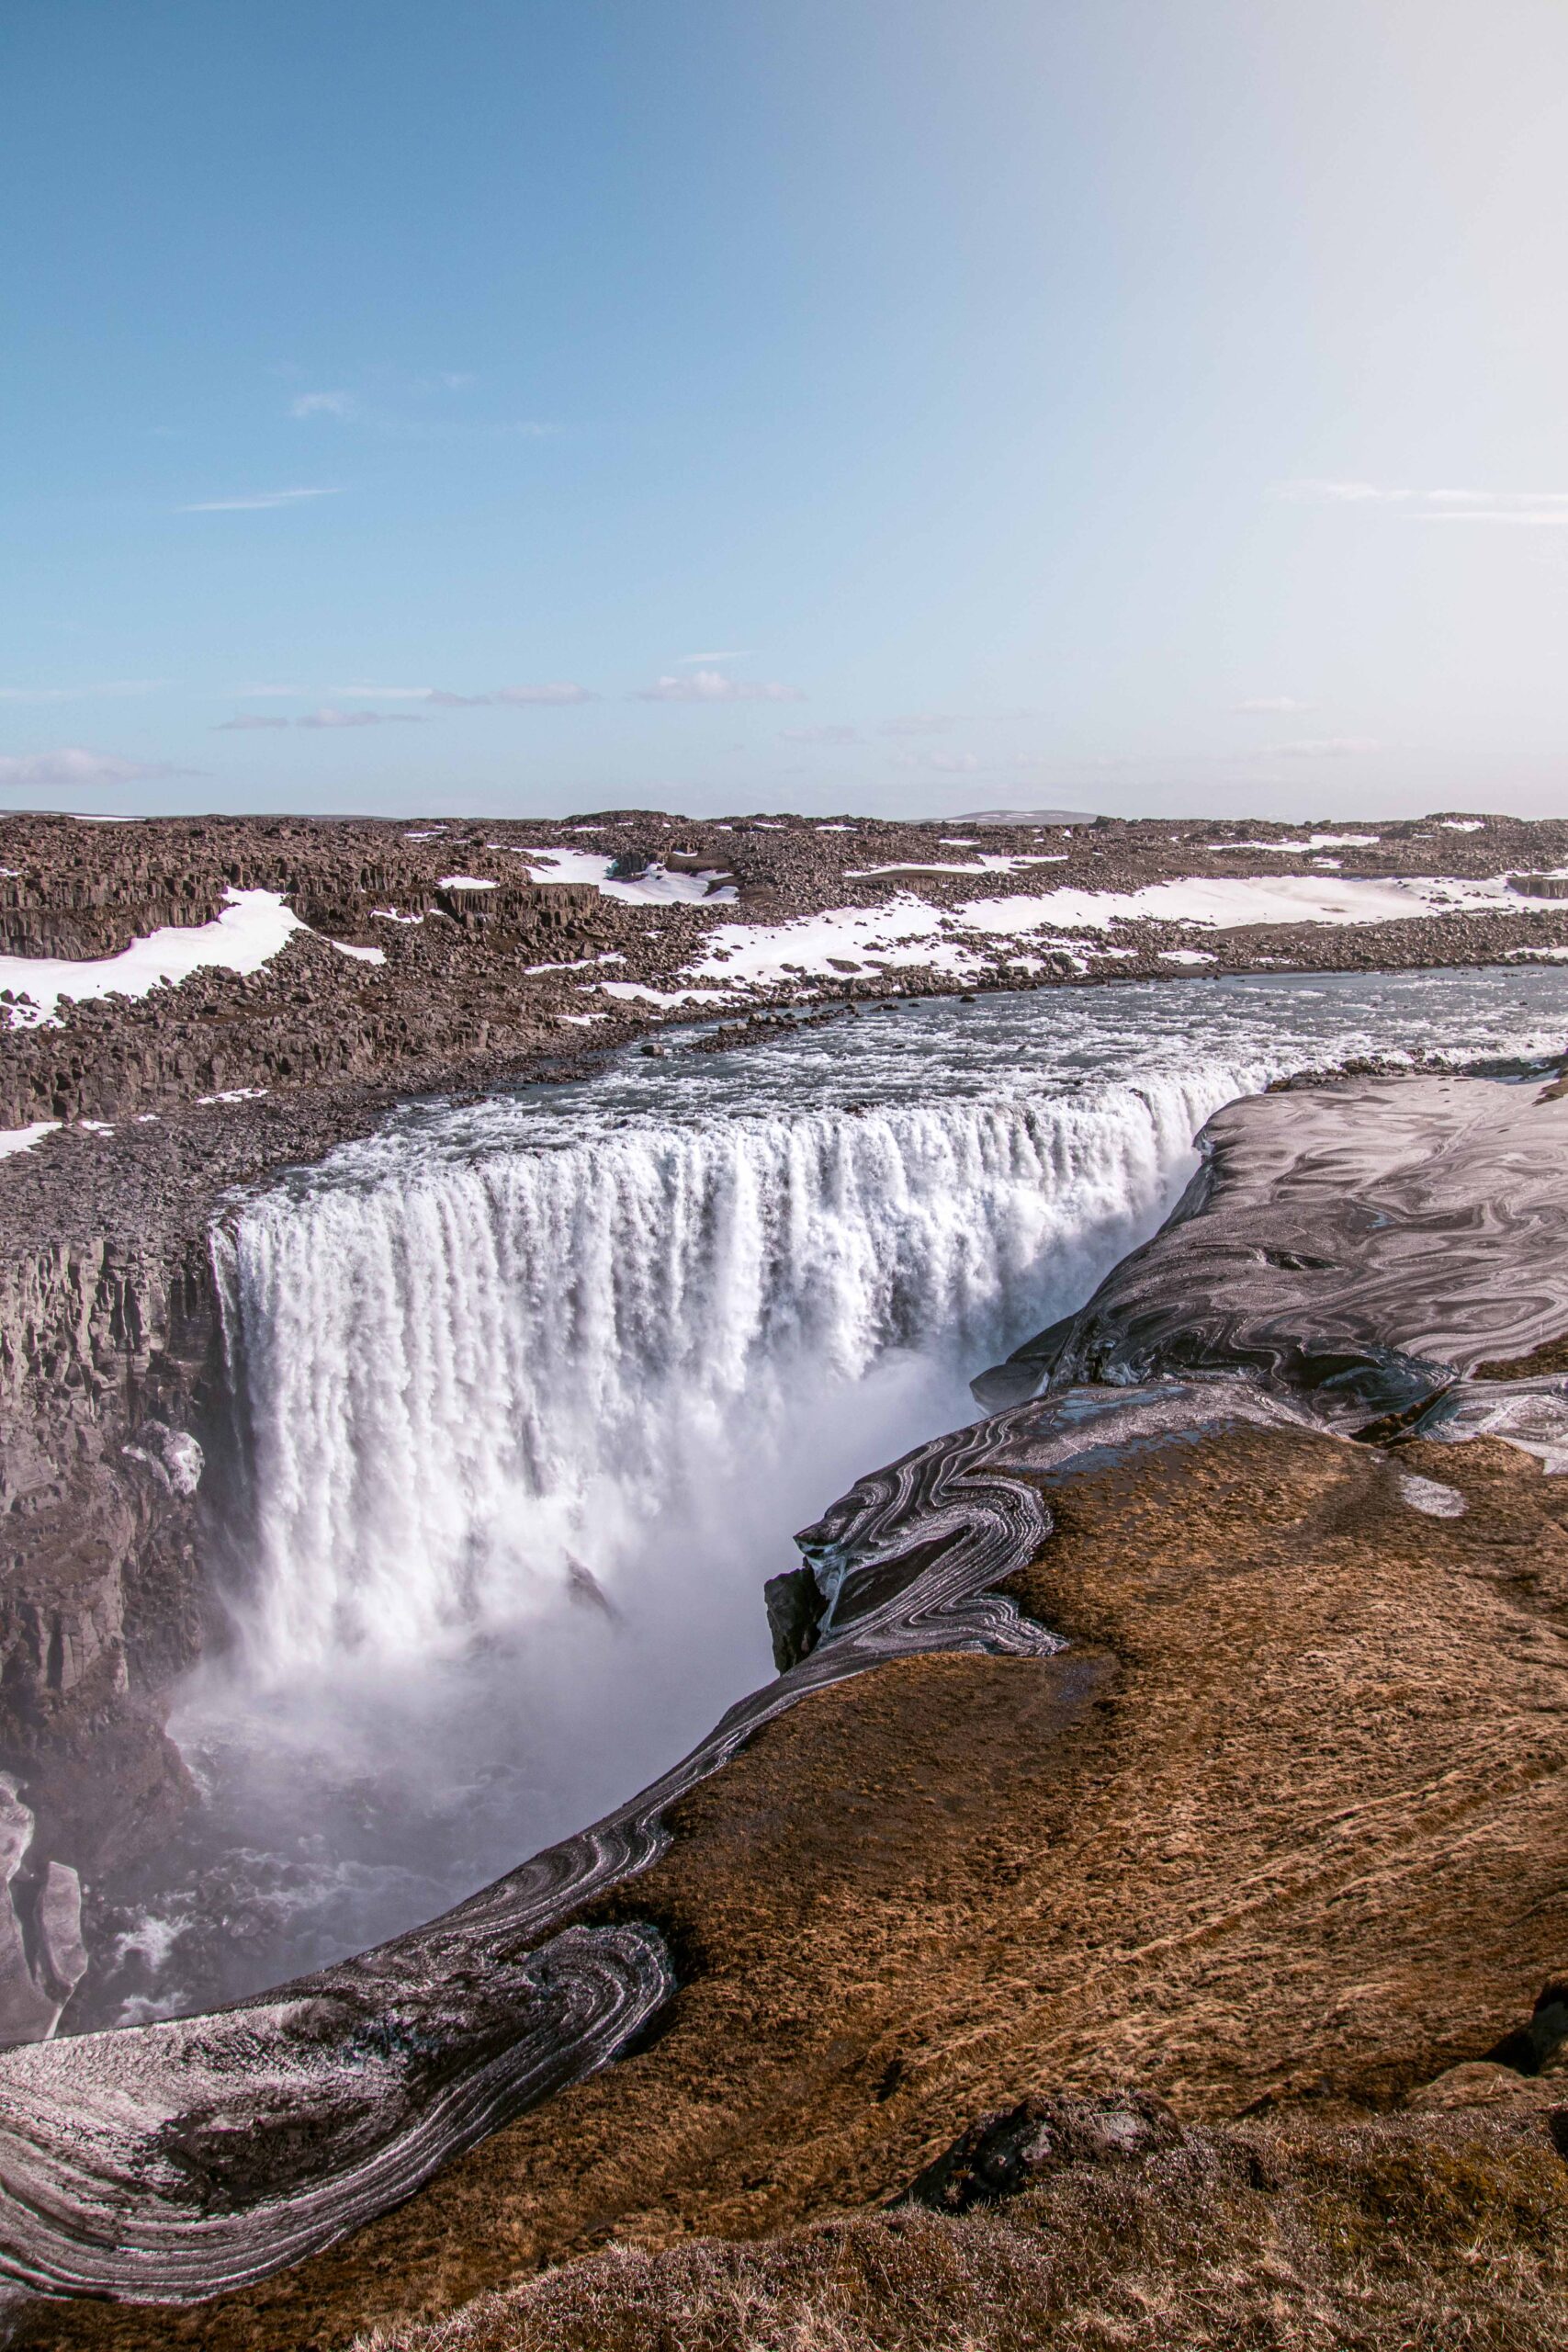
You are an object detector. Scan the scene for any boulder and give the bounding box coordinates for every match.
[904,2088,1186,2214]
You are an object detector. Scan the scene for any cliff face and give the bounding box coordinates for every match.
[0,1229,219,1878]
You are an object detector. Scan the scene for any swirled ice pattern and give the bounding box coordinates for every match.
[102,967,1568,2024]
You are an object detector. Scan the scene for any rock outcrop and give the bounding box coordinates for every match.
[0,1226,216,1940]
[0,1776,85,2042]
[903,2088,1187,2213]
[976,1071,1568,1421]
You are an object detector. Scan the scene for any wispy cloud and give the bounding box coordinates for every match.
[296,707,423,729]
[1271,480,1568,525]
[1271,479,1408,504]
[232,684,301,697]
[379,416,555,445]
[1269,736,1380,758]
[1235,695,1314,714]
[783,724,860,744]
[290,390,358,421]
[180,487,344,514]
[215,714,288,731]
[275,368,546,441]
[0,680,166,703]
[333,683,596,707]
[0,747,196,786]
[890,747,982,775]
[677,649,757,665]
[880,711,954,737]
[632,670,804,703]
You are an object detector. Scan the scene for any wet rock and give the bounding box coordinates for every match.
[121,1420,203,1498]
[904,2087,1186,2213]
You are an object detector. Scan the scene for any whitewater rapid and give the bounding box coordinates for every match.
[96,967,1568,2024]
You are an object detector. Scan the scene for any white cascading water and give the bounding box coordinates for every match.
[100,967,1568,2025]
[221,1070,1231,1677]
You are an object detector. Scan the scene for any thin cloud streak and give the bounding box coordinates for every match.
[334,684,596,707]
[179,487,344,513]
[296,707,423,729]
[632,670,804,703]
[0,748,197,786]
[880,711,954,737]
[1235,696,1314,714]
[1271,480,1568,524]
[0,681,166,703]
[290,391,358,420]
[1270,736,1380,757]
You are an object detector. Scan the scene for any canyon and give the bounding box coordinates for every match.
[2,809,1568,2342]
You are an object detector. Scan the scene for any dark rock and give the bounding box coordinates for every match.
[1485,1975,1568,2075]
[763,1566,824,1671]
[903,2088,1187,2213]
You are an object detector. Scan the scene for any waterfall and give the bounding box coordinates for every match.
[220,1066,1243,1679]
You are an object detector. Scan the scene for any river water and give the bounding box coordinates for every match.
[92,967,1568,2023]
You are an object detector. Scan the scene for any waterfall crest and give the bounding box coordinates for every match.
[221,1069,1238,1676]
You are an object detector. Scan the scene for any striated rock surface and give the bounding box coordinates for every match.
[976,1072,1568,1419]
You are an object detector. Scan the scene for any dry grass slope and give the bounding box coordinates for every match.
[357,2105,1568,2351]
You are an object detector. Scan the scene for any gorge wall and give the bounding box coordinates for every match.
[0,1227,218,1859]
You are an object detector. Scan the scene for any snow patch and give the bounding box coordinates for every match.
[679,874,1538,996]
[845,854,1066,878]
[515,847,739,905]
[0,1121,62,1160]
[1206,833,1380,854]
[0,890,304,1024]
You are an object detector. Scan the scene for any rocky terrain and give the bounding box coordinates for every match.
[0,1068,1564,2343]
[3,814,1568,2341]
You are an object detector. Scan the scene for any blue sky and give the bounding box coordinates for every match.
[5,0,1568,821]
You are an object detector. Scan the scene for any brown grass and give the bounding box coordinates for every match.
[357,2107,1568,2352]
[40,1425,1568,2349]
[1473,1331,1568,1380]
